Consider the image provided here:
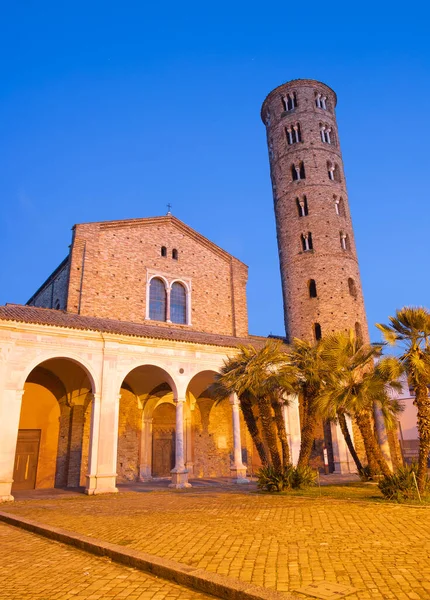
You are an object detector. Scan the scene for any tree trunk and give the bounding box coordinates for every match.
[414,385,430,493]
[297,401,319,468]
[272,400,291,467]
[239,393,269,467]
[258,397,282,470]
[337,412,363,473]
[355,411,391,477]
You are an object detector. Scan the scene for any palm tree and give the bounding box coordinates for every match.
[377,307,430,492]
[317,330,403,478]
[288,338,326,468]
[214,341,297,470]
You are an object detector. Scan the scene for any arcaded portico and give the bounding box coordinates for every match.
[0,304,274,501]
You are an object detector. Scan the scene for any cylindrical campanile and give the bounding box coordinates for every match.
[261,79,369,344]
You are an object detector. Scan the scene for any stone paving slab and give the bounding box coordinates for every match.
[0,522,213,599]
[0,511,295,600]
[3,487,430,600]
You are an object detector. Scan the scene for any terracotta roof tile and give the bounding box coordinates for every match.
[0,304,269,349]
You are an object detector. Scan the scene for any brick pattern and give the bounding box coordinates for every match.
[28,259,70,310]
[5,489,430,599]
[0,522,210,599]
[64,216,249,337]
[261,79,369,343]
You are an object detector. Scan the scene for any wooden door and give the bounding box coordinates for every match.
[12,430,41,491]
[152,429,175,477]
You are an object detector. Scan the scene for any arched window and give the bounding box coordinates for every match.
[292,162,306,181]
[296,196,308,217]
[170,282,187,324]
[282,92,297,112]
[149,278,167,321]
[315,93,328,110]
[286,123,302,145]
[340,232,349,251]
[309,279,317,298]
[172,248,178,260]
[355,322,363,344]
[301,232,313,251]
[348,277,357,298]
[334,196,345,216]
[161,246,167,257]
[320,123,334,144]
[314,322,322,341]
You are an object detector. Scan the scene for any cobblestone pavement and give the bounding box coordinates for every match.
[3,487,430,600]
[0,522,212,599]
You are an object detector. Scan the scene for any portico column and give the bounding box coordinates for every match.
[139,417,153,481]
[230,394,249,483]
[85,388,120,495]
[169,398,191,488]
[0,389,24,502]
[330,418,355,474]
[85,393,101,494]
[284,394,301,466]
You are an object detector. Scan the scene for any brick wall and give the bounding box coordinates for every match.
[261,79,369,343]
[65,216,249,337]
[28,259,70,311]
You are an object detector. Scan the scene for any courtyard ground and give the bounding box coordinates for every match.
[0,522,212,599]
[1,478,430,600]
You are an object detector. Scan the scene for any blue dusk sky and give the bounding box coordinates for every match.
[1,1,429,342]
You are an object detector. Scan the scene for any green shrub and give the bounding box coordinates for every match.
[257,464,317,492]
[357,465,373,481]
[378,464,430,502]
[291,464,317,489]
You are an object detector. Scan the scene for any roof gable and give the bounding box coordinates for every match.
[75,215,247,266]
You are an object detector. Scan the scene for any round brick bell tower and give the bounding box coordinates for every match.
[261,79,369,344]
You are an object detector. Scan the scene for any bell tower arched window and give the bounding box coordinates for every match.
[292,162,306,181]
[170,282,187,324]
[149,278,167,321]
[297,196,308,217]
[348,277,357,298]
[309,279,317,298]
[301,232,313,252]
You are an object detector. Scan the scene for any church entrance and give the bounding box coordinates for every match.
[152,403,175,477]
[13,429,41,490]
[11,357,94,493]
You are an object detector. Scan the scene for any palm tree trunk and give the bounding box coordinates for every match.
[239,393,269,467]
[272,400,291,467]
[337,412,363,473]
[355,411,391,477]
[297,407,319,468]
[414,385,430,493]
[258,397,282,470]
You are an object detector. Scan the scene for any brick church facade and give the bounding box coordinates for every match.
[0,78,386,502]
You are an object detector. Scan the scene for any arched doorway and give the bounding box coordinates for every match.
[152,403,176,477]
[12,358,94,492]
[117,364,178,483]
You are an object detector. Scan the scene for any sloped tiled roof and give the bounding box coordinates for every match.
[0,304,269,349]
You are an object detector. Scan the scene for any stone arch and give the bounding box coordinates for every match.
[12,356,96,493]
[17,352,98,397]
[117,364,179,482]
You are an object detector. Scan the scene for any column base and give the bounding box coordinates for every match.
[85,474,119,495]
[230,466,250,483]
[0,482,14,502]
[333,462,355,475]
[169,468,192,489]
[0,495,14,503]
